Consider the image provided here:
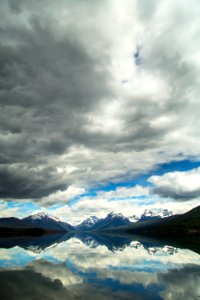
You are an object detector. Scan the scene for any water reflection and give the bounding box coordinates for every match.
[0,233,200,299]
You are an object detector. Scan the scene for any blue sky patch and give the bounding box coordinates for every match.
[69,159,200,206]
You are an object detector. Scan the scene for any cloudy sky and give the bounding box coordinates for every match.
[0,0,200,224]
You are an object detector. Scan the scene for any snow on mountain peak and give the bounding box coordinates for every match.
[84,216,99,225]
[28,212,48,220]
[27,212,61,222]
[76,216,100,229]
[89,216,99,221]
[143,209,154,216]
[139,208,173,220]
[128,215,139,222]
[128,209,173,223]
[107,212,125,219]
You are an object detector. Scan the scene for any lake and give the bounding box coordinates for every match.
[0,233,199,299]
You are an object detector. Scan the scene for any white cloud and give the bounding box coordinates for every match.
[95,185,149,200]
[40,185,85,205]
[0,203,23,218]
[149,167,200,200]
[49,183,199,224]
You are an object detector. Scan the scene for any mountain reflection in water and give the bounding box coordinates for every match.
[0,233,200,300]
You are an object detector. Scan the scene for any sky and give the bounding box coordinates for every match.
[0,0,200,224]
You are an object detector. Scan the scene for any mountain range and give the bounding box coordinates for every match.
[75,209,173,231]
[0,208,173,234]
[76,212,132,231]
[0,206,199,236]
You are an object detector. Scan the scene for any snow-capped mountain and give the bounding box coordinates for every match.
[0,209,174,233]
[22,213,74,231]
[94,212,132,231]
[0,213,74,232]
[76,216,100,231]
[74,209,173,232]
[159,209,173,218]
[77,212,132,231]
[128,215,140,222]
[138,209,173,222]
[27,212,61,222]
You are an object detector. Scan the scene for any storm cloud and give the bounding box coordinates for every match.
[0,0,200,203]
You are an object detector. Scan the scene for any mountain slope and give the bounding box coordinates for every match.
[75,213,131,232]
[139,209,173,221]
[22,213,74,231]
[124,205,200,235]
[0,213,73,233]
[91,212,132,231]
[76,216,100,231]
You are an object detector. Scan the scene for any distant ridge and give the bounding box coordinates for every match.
[0,208,174,234]
[75,212,131,232]
[123,205,200,235]
[74,209,173,231]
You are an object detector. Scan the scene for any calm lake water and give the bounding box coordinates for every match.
[0,233,200,300]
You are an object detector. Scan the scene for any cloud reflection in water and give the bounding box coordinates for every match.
[0,233,199,300]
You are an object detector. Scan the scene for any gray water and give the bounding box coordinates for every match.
[0,233,199,300]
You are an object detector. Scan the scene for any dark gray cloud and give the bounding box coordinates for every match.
[0,3,112,199]
[152,187,200,201]
[0,0,200,203]
[6,0,26,13]
[0,166,67,199]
